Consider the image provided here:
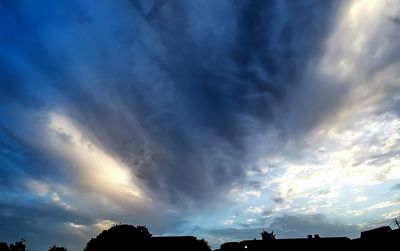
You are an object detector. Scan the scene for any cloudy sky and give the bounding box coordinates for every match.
[1,0,400,250]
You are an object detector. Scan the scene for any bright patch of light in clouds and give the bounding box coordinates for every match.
[215,0,400,233]
[47,112,144,200]
[383,210,400,219]
[94,219,117,232]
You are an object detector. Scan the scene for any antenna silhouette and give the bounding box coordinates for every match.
[395,218,400,229]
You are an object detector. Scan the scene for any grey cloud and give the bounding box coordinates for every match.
[17,0,400,226]
[0,199,91,251]
[273,197,284,204]
[5,1,396,226]
[205,213,359,249]
[0,124,69,188]
[0,0,345,208]
[2,1,400,250]
[207,227,266,242]
[269,214,359,238]
[207,213,359,243]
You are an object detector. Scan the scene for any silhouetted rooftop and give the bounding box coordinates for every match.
[220,226,400,251]
[360,226,392,239]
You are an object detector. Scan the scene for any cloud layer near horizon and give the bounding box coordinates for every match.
[1,0,400,250]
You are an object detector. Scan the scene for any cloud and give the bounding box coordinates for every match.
[1,0,400,250]
[0,0,345,208]
[0,198,91,251]
[382,210,400,219]
[269,214,359,238]
[46,112,145,203]
[207,227,266,243]
[366,199,400,210]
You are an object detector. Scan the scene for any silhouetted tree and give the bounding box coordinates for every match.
[48,245,67,251]
[0,242,10,251]
[195,238,211,251]
[9,239,26,251]
[261,230,276,241]
[84,224,152,251]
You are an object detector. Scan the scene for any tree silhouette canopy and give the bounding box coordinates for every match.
[84,224,152,251]
[261,230,276,241]
[0,239,28,251]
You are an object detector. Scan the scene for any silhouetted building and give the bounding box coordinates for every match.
[360,226,392,239]
[220,242,242,251]
[220,236,350,251]
[150,236,210,251]
[350,226,400,248]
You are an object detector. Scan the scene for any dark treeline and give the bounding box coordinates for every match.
[1,224,399,251]
[0,225,210,251]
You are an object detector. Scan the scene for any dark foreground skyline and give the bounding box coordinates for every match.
[1,0,400,250]
[1,223,399,251]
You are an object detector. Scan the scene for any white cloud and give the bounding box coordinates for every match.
[67,222,87,230]
[345,210,364,217]
[382,210,400,219]
[245,0,400,227]
[245,218,256,224]
[353,196,368,203]
[367,200,400,210]
[222,219,235,226]
[247,206,264,215]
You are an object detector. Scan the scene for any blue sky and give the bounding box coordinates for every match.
[1,0,400,250]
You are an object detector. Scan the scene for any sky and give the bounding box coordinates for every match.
[1,0,400,250]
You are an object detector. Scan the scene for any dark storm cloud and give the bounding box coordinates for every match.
[0,0,343,207]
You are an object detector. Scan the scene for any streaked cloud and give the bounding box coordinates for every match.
[1,0,400,250]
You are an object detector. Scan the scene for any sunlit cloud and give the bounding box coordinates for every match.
[247,206,264,215]
[382,210,400,219]
[46,112,145,203]
[94,219,117,232]
[367,200,400,210]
